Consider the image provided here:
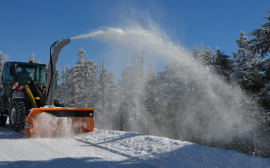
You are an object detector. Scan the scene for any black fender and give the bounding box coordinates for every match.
[11,90,28,101]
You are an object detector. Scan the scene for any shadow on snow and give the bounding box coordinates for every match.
[0,156,156,168]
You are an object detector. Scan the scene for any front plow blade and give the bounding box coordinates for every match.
[25,108,94,137]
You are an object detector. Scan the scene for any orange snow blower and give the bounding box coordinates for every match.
[0,38,94,137]
[25,108,94,137]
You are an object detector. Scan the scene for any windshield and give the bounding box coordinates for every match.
[15,64,46,87]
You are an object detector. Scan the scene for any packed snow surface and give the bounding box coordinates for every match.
[0,127,270,168]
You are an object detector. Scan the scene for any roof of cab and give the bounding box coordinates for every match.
[5,61,47,66]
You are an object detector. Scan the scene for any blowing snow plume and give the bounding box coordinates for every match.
[71,25,269,156]
[30,113,84,138]
[71,28,125,40]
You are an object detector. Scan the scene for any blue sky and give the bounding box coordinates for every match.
[0,0,269,80]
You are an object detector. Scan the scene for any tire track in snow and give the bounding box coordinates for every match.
[35,135,158,168]
[75,138,163,168]
[34,138,119,167]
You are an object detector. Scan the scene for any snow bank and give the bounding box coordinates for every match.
[76,129,270,168]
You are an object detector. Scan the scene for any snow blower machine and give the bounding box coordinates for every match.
[0,38,94,137]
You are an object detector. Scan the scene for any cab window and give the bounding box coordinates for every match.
[15,65,46,86]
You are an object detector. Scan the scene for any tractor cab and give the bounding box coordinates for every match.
[11,62,47,87]
[0,61,47,115]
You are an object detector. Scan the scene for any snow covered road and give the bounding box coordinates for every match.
[1,127,270,168]
[0,127,156,168]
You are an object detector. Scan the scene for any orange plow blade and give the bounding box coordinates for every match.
[25,107,94,137]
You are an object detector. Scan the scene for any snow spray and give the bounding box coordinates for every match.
[70,25,267,155]
[31,113,83,138]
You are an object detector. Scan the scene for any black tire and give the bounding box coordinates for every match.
[0,100,7,127]
[8,101,27,132]
[0,115,7,127]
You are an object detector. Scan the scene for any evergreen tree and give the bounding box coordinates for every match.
[192,43,215,65]
[84,59,100,107]
[214,48,231,69]
[212,48,232,81]
[145,63,155,108]
[55,69,60,90]
[249,11,270,59]
[65,48,100,108]
[232,31,261,91]
[59,64,73,105]
[117,53,146,132]
[55,68,66,103]
[72,48,88,107]
[96,61,120,130]
[55,48,100,109]
[147,63,155,80]
[233,31,254,64]
[0,51,7,79]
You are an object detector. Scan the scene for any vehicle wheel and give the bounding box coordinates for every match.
[0,115,7,127]
[9,101,27,132]
[0,100,7,127]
